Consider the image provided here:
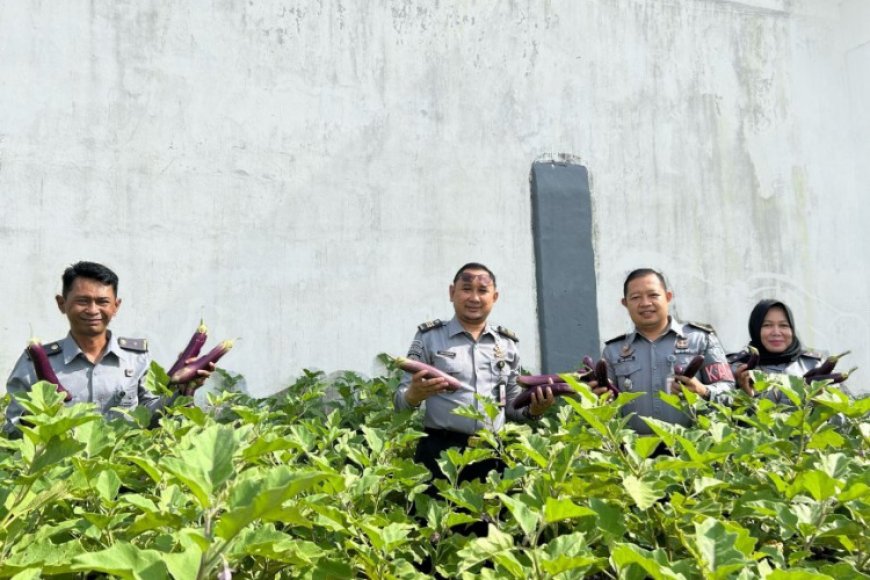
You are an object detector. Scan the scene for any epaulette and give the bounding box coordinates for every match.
[604,334,627,345]
[496,326,519,342]
[26,340,63,359]
[686,321,715,333]
[417,319,444,333]
[801,350,823,360]
[118,337,149,352]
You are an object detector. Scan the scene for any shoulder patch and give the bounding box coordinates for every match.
[417,319,444,333]
[686,321,715,333]
[496,326,519,342]
[118,337,149,352]
[43,341,63,355]
[604,334,627,345]
[25,340,63,359]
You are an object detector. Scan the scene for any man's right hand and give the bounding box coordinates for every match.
[404,370,451,407]
[587,380,615,401]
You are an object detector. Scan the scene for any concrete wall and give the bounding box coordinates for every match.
[1,0,867,396]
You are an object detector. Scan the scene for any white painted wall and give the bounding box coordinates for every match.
[1,0,867,396]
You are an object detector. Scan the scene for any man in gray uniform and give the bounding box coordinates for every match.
[4,261,209,438]
[591,268,735,435]
[394,262,555,482]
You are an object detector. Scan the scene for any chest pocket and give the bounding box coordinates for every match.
[613,359,642,391]
[489,354,516,382]
[432,351,463,375]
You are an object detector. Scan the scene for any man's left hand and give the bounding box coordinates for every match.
[674,375,709,399]
[528,385,556,417]
[174,359,217,397]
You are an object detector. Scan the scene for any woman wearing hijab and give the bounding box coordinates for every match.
[731,299,824,399]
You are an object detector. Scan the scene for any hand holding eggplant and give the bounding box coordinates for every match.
[527,385,556,417]
[673,355,709,398]
[404,369,452,407]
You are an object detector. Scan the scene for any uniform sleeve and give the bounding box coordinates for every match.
[393,332,427,411]
[134,352,178,426]
[504,346,530,422]
[700,332,736,404]
[3,351,36,438]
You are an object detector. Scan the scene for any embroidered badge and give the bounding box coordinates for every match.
[675,338,688,349]
[493,343,505,359]
[621,344,633,357]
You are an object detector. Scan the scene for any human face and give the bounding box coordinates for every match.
[449,269,499,326]
[56,277,121,339]
[759,306,793,353]
[621,274,673,336]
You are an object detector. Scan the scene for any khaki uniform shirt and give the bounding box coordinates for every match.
[602,317,735,435]
[394,317,531,435]
[4,332,166,437]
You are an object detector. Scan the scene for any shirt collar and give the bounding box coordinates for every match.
[627,316,683,344]
[446,316,497,339]
[61,331,120,364]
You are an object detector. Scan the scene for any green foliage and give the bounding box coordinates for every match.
[0,371,867,578]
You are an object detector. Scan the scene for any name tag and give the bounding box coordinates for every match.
[436,350,456,358]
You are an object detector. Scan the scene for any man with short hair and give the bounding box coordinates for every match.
[395,262,555,482]
[4,261,209,437]
[591,268,735,434]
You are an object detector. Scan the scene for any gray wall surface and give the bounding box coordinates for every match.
[2,1,868,396]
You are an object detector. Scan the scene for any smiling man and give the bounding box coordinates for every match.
[395,262,554,484]
[4,261,209,437]
[591,268,735,435]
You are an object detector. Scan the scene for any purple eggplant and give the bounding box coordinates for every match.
[804,350,851,380]
[167,320,208,377]
[27,339,72,401]
[745,346,760,370]
[806,367,857,385]
[512,382,576,409]
[675,355,705,379]
[170,339,234,384]
[394,356,462,391]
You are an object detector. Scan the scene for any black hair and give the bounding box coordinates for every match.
[623,268,667,297]
[453,262,497,287]
[61,261,119,297]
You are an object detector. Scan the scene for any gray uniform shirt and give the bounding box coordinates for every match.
[4,332,166,437]
[393,317,531,435]
[602,317,735,435]
[729,351,825,402]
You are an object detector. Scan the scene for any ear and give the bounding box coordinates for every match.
[55,294,66,314]
[448,284,455,302]
[492,289,500,304]
[620,297,627,308]
[115,297,123,312]
[665,290,673,304]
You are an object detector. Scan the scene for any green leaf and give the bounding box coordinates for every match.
[162,546,201,580]
[695,518,749,577]
[589,498,627,539]
[214,468,330,540]
[623,475,662,510]
[495,493,541,536]
[609,543,685,580]
[456,526,515,572]
[95,468,122,502]
[543,497,597,524]
[161,424,238,508]
[30,437,86,474]
[795,470,841,501]
[69,542,170,580]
